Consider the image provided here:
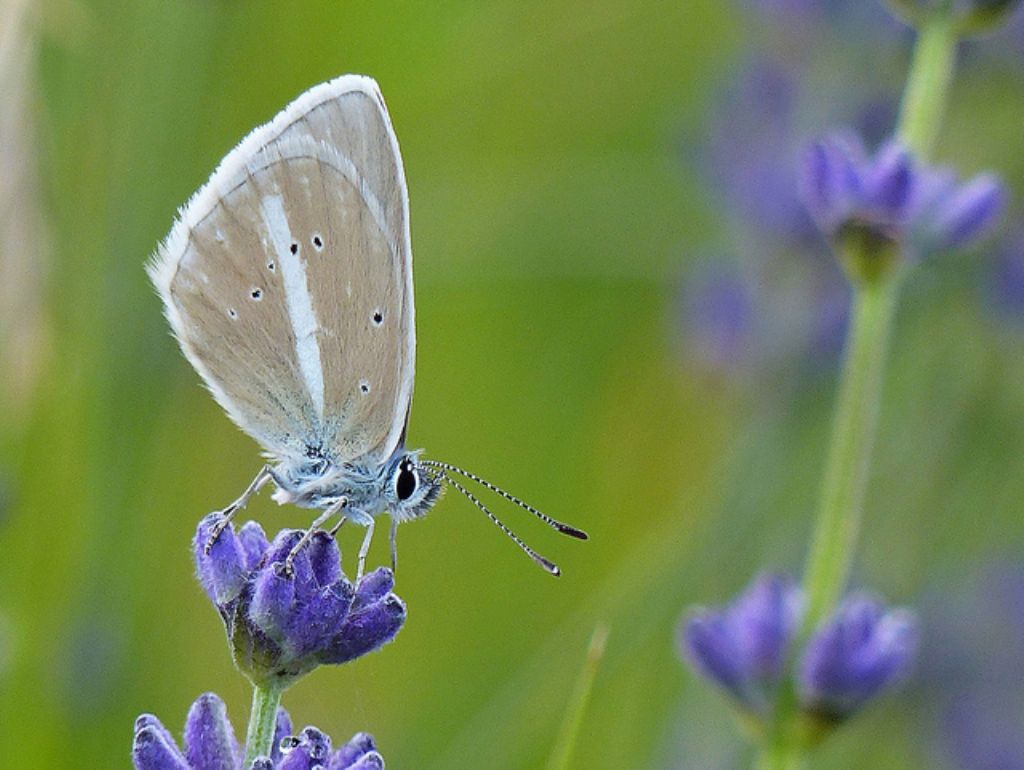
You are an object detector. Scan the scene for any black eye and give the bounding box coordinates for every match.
[396,461,418,501]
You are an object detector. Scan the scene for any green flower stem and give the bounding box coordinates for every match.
[755,9,961,768]
[244,683,283,766]
[755,738,806,770]
[801,278,899,630]
[897,10,957,159]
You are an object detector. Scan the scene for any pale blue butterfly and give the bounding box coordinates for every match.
[148,75,587,578]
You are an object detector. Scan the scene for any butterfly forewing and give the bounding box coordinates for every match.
[150,77,415,465]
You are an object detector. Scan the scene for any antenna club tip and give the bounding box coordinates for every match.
[558,524,589,540]
[534,555,561,576]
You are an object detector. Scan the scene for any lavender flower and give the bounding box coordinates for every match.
[194,515,406,689]
[917,565,1024,769]
[798,593,919,724]
[132,693,384,769]
[682,574,917,726]
[681,573,801,717]
[800,133,1004,273]
[276,729,384,770]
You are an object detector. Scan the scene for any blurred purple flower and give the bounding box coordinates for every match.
[916,565,1024,769]
[911,167,1006,253]
[798,593,919,724]
[132,692,384,769]
[800,133,1005,264]
[194,515,405,689]
[680,58,901,379]
[679,264,756,372]
[679,257,850,379]
[801,135,915,239]
[681,573,802,716]
[682,574,917,725]
[946,692,1024,770]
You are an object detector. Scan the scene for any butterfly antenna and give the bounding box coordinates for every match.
[435,470,563,576]
[422,460,589,540]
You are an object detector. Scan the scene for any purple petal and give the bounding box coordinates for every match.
[322,595,406,665]
[329,733,379,770]
[342,753,385,770]
[132,715,189,770]
[277,727,333,770]
[292,582,355,657]
[298,727,332,762]
[237,521,270,571]
[864,141,913,219]
[799,594,919,721]
[306,530,343,588]
[931,173,1005,250]
[271,707,294,764]
[733,574,801,681]
[352,568,395,611]
[262,531,316,592]
[683,614,746,701]
[249,564,298,644]
[800,136,863,234]
[276,747,312,770]
[680,573,801,715]
[194,515,248,606]
[183,692,241,770]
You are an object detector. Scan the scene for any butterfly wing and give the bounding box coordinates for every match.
[149,75,415,464]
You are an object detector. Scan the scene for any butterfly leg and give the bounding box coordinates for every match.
[356,517,376,581]
[329,516,347,537]
[283,497,348,575]
[205,465,272,554]
[389,517,399,573]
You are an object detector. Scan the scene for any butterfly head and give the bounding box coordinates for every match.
[386,451,442,522]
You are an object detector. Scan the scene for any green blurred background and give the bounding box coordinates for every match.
[1,1,1023,768]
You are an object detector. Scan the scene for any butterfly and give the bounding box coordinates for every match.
[148,75,587,578]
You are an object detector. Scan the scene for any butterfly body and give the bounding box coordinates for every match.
[268,448,441,525]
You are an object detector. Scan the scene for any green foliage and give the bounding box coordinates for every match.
[2,1,1023,768]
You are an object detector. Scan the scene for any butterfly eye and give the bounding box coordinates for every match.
[396,460,418,501]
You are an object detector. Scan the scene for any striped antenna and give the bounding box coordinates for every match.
[437,470,563,576]
[421,460,589,540]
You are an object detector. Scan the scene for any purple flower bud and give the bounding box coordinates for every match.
[194,515,406,689]
[681,573,802,716]
[914,171,1005,253]
[132,693,385,770]
[184,692,242,769]
[328,733,385,770]
[133,714,190,770]
[133,692,265,770]
[798,593,918,723]
[800,134,908,243]
[801,131,1006,272]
